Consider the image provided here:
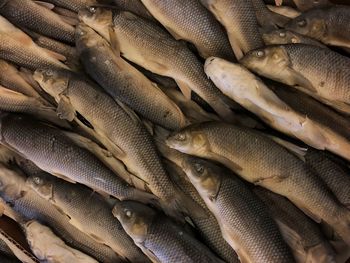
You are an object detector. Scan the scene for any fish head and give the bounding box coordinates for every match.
[262,29,301,45]
[75,23,110,53]
[0,163,27,202]
[285,11,327,40]
[182,157,221,201]
[26,174,53,201]
[78,7,112,38]
[112,200,156,243]
[33,69,70,100]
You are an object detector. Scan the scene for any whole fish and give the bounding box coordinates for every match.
[254,187,336,263]
[292,0,332,11]
[44,0,98,13]
[0,114,156,205]
[286,6,350,50]
[262,29,327,48]
[266,5,301,18]
[78,8,237,123]
[76,24,188,130]
[0,16,68,70]
[27,174,149,262]
[112,200,225,263]
[166,122,350,246]
[251,0,290,28]
[0,163,121,263]
[34,69,204,219]
[0,0,75,43]
[205,57,350,160]
[240,44,350,115]
[181,156,294,263]
[24,220,98,263]
[200,0,264,59]
[140,0,235,60]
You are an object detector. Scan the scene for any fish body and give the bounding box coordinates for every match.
[266,5,301,18]
[292,0,332,11]
[166,122,350,247]
[141,0,235,60]
[200,0,264,59]
[27,174,149,262]
[251,0,290,28]
[44,0,98,12]
[112,0,155,21]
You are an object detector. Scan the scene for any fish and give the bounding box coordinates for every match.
[254,187,336,263]
[0,0,75,43]
[112,0,155,21]
[205,57,350,161]
[112,200,225,263]
[27,173,149,262]
[78,8,238,123]
[76,24,189,130]
[0,113,157,205]
[24,220,98,263]
[262,29,327,48]
[166,122,350,247]
[200,0,264,60]
[0,16,68,70]
[43,0,98,13]
[140,0,235,60]
[33,69,204,219]
[0,162,121,263]
[285,6,350,50]
[181,156,294,263]
[292,0,332,11]
[266,5,301,19]
[240,44,350,115]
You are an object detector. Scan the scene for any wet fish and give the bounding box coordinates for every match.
[113,200,225,263]
[266,5,301,18]
[262,29,327,48]
[33,69,203,219]
[205,57,350,160]
[292,0,332,11]
[78,8,237,123]
[200,0,264,59]
[0,162,121,263]
[0,16,68,70]
[141,0,235,60]
[0,114,156,204]
[181,156,294,263]
[27,173,150,262]
[240,44,350,115]
[254,187,336,263]
[286,6,350,50]
[166,122,350,246]
[24,220,98,263]
[44,0,98,13]
[251,0,290,28]
[0,0,75,43]
[76,24,189,130]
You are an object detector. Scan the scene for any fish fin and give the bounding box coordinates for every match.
[57,95,76,121]
[209,153,243,172]
[286,69,317,93]
[34,1,55,9]
[130,189,160,209]
[114,99,141,124]
[138,246,160,263]
[58,14,79,26]
[164,25,182,41]
[51,172,77,184]
[276,221,305,255]
[108,26,120,57]
[175,80,192,100]
[42,48,67,62]
[229,38,244,60]
[267,135,307,161]
[142,119,154,135]
[275,0,283,6]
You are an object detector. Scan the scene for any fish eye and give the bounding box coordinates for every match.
[194,163,204,175]
[175,133,186,141]
[124,209,133,218]
[279,32,286,38]
[297,19,307,27]
[256,50,265,57]
[291,37,298,43]
[45,70,53,77]
[89,7,96,13]
[33,177,43,185]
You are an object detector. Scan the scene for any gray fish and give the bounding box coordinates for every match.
[33,69,204,219]
[254,187,336,263]
[0,114,156,205]
[286,6,350,50]
[112,0,155,21]
[76,24,189,130]
[181,156,294,263]
[240,44,350,115]
[292,0,332,11]
[200,0,264,59]
[78,8,238,123]
[43,0,98,13]
[0,0,75,43]
[27,173,150,262]
[141,0,235,60]
[166,122,350,247]
[0,163,121,263]
[112,200,225,263]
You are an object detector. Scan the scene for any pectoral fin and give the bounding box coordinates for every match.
[287,69,317,93]
[175,80,192,100]
[34,1,55,9]
[108,26,120,57]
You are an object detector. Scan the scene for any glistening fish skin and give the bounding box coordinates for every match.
[166,122,350,247]
[0,0,75,43]
[76,24,188,130]
[27,173,150,262]
[240,44,350,115]
[113,200,225,263]
[254,187,336,263]
[141,0,235,60]
[200,0,264,59]
[0,163,121,263]
[78,8,237,123]
[181,157,294,263]
[0,114,154,203]
[286,6,350,50]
